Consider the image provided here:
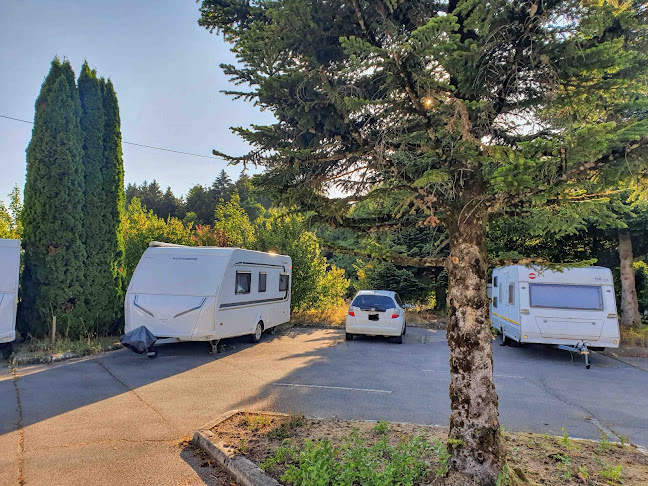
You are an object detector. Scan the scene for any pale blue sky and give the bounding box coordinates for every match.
[0,0,273,204]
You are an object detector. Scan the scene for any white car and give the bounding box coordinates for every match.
[345,290,406,344]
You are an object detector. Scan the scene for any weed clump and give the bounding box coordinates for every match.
[261,429,442,485]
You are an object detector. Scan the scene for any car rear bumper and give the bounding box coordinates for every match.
[346,319,403,337]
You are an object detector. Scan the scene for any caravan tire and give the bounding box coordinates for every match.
[250,322,263,343]
[0,343,12,360]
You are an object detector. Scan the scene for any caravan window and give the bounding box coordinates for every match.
[493,276,498,287]
[529,284,603,310]
[279,273,289,292]
[258,273,267,293]
[236,272,251,294]
[508,283,515,305]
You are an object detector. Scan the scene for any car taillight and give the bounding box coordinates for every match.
[391,311,400,319]
[348,310,355,316]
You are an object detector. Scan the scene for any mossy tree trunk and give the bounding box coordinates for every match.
[445,180,502,482]
[618,230,641,327]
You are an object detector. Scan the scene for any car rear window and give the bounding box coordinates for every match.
[351,294,396,311]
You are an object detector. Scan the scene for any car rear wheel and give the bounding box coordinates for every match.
[392,335,403,344]
[402,323,406,335]
[250,322,263,343]
[345,332,354,341]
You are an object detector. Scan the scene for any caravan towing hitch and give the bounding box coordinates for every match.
[555,342,591,369]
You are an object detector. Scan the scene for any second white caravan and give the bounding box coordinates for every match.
[0,238,20,357]
[490,265,620,368]
[125,242,291,351]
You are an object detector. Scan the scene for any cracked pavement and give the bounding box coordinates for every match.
[1,327,646,485]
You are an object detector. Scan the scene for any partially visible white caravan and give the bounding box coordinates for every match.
[0,239,20,356]
[490,265,620,368]
[125,242,292,352]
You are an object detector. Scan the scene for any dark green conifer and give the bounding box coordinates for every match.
[19,58,87,337]
[100,78,126,330]
[79,61,113,331]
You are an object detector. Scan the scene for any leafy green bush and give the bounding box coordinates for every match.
[122,197,193,284]
[213,192,257,248]
[0,186,22,240]
[256,209,349,311]
[261,430,437,486]
[354,260,425,302]
[633,260,648,315]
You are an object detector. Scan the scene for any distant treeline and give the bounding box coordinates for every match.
[125,170,272,225]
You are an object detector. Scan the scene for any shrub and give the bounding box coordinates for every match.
[261,430,435,486]
[122,197,192,284]
[256,209,349,310]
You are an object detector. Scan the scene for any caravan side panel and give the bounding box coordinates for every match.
[214,251,291,339]
[0,239,20,344]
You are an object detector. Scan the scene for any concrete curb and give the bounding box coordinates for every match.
[192,410,282,486]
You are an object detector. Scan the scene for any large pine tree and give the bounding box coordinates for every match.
[19,59,87,336]
[100,78,126,330]
[199,0,648,480]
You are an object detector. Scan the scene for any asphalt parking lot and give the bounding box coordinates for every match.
[1,326,646,485]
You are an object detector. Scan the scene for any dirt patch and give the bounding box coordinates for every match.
[210,412,648,485]
[406,309,448,330]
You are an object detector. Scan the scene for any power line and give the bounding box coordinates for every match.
[0,113,226,161]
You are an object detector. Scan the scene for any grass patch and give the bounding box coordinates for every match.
[242,413,273,431]
[8,335,121,364]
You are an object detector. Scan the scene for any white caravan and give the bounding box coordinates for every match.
[490,265,620,368]
[0,239,20,355]
[125,242,292,351]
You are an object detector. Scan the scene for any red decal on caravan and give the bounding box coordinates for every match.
[528,272,536,280]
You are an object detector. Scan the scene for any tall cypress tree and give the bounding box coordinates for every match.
[79,62,113,330]
[19,58,87,337]
[101,78,126,330]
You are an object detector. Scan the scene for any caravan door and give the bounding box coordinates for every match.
[493,269,519,336]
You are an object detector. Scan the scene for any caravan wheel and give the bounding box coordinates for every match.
[0,343,12,360]
[250,322,263,343]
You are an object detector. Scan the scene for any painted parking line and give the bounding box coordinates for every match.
[273,383,392,394]
[420,370,525,379]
